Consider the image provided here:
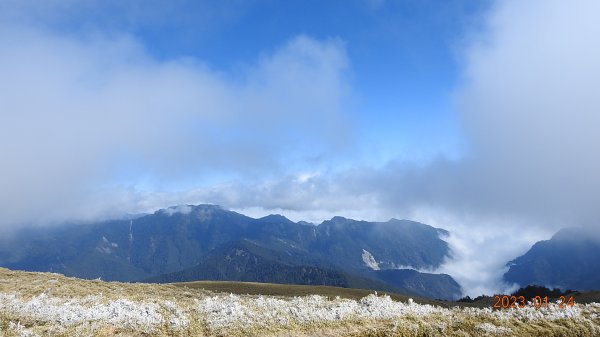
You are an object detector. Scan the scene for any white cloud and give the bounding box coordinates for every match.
[455,0,600,225]
[161,205,193,216]
[410,207,554,297]
[0,16,352,228]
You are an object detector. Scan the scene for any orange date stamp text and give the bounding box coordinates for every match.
[492,295,575,309]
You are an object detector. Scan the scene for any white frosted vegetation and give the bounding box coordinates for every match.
[194,292,600,333]
[0,293,164,333]
[475,322,511,334]
[7,321,39,337]
[2,288,600,336]
[197,293,448,329]
[164,300,189,330]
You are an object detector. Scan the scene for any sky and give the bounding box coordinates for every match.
[1,0,600,296]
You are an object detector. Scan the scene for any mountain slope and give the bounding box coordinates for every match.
[146,239,391,290]
[146,239,462,299]
[310,217,449,271]
[504,227,600,290]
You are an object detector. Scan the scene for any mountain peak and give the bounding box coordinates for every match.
[259,214,293,224]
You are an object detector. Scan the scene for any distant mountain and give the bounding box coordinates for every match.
[146,239,462,299]
[310,216,449,271]
[504,227,600,291]
[0,204,459,299]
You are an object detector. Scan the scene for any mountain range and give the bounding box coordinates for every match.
[3,204,599,298]
[0,204,461,300]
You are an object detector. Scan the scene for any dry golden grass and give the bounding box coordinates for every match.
[1,267,600,337]
[172,280,446,306]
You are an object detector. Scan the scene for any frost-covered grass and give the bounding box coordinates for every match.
[1,268,600,336]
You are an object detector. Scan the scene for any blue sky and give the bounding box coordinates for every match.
[27,0,488,170]
[2,0,600,295]
[143,0,486,164]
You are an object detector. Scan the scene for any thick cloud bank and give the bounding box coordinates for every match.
[0,19,351,227]
[455,0,600,226]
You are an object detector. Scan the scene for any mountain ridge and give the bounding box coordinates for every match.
[0,204,460,299]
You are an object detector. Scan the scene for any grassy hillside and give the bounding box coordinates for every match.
[2,267,600,336]
[172,280,445,306]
